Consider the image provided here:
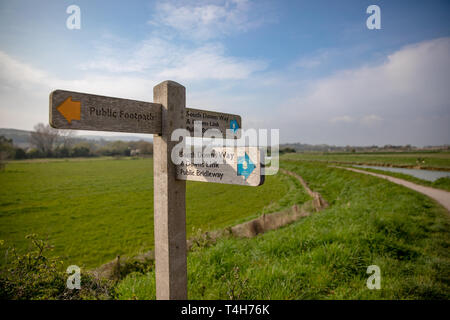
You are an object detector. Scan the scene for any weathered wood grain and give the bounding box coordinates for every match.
[152,80,187,300]
[50,90,162,134]
[49,90,242,137]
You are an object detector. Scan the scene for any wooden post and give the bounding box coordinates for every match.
[153,80,187,300]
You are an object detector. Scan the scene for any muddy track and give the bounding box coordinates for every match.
[335,166,450,212]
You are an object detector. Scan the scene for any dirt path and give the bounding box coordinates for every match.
[335,166,450,212]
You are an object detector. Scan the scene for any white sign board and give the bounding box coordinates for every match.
[176,146,264,187]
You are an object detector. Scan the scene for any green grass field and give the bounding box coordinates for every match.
[282,151,450,169]
[1,153,449,300]
[115,160,450,299]
[282,151,450,191]
[0,158,307,268]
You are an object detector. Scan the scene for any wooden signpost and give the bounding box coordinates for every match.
[50,90,162,134]
[49,81,264,300]
[50,90,241,137]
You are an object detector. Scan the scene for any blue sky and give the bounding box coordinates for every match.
[0,0,449,145]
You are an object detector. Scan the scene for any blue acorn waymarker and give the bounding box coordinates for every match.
[237,152,256,180]
[230,119,239,133]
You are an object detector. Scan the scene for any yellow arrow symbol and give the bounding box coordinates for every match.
[57,96,81,124]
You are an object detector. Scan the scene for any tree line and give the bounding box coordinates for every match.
[0,123,153,163]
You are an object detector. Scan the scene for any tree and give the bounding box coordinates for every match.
[279,147,296,155]
[0,136,15,170]
[58,130,77,149]
[130,140,153,155]
[101,141,130,156]
[29,123,59,157]
[26,148,44,159]
[14,148,27,160]
[71,142,92,157]
[54,146,70,158]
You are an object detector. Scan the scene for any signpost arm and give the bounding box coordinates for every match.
[153,81,187,300]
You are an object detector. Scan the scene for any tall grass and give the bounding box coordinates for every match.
[283,151,450,169]
[116,161,450,299]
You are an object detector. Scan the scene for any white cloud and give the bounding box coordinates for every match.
[151,0,261,41]
[272,37,450,145]
[0,51,49,90]
[157,43,266,80]
[79,37,176,73]
[329,114,383,126]
[329,115,354,124]
[80,38,267,80]
[0,48,263,132]
[1,37,449,146]
[78,1,270,81]
[294,51,330,69]
[360,114,383,126]
[0,51,161,131]
[293,45,371,70]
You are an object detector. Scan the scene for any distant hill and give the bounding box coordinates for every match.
[0,128,33,148]
[280,142,364,152]
[78,135,153,142]
[1,128,447,152]
[280,142,449,152]
[0,128,152,149]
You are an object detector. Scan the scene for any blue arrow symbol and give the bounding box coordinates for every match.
[230,119,239,133]
[237,152,255,180]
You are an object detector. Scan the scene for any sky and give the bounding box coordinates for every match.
[0,0,449,146]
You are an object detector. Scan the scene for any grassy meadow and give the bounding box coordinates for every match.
[0,157,307,268]
[116,160,450,299]
[1,152,449,300]
[282,151,450,191]
[282,151,450,169]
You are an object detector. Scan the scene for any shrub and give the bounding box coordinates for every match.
[279,147,296,155]
[71,146,91,157]
[26,148,44,159]
[0,136,15,170]
[0,235,114,300]
[14,148,27,160]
